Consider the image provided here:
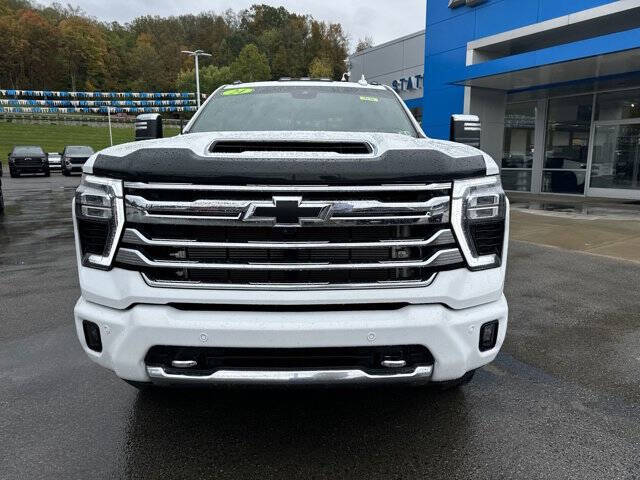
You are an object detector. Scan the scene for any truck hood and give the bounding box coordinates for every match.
[85,131,498,184]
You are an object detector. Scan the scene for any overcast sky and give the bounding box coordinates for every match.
[37,0,426,49]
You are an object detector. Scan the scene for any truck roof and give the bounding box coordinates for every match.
[221,80,389,91]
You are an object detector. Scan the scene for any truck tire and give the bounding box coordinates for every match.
[123,379,155,391]
[44,170,50,177]
[10,170,19,178]
[432,369,476,391]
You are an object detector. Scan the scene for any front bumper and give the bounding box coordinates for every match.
[13,165,47,173]
[74,294,508,384]
[145,365,435,385]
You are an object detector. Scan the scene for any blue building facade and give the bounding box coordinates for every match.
[424,0,640,198]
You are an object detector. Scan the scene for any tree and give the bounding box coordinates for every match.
[271,46,290,79]
[355,36,374,53]
[229,43,271,83]
[176,64,233,95]
[308,57,332,78]
[58,17,107,90]
[127,33,163,91]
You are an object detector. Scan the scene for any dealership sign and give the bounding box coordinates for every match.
[392,74,423,92]
[448,0,486,8]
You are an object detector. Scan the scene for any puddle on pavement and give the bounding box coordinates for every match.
[510,200,640,220]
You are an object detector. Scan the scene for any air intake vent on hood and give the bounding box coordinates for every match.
[210,141,372,155]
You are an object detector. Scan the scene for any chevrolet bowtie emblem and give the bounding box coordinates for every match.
[244,196,331,226]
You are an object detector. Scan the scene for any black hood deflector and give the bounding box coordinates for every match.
[92,147,486,185]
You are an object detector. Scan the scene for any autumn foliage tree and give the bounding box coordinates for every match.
[0,1,350,92]
[308,57,333,78]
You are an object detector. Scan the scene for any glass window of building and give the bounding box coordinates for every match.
[590,124,640,191]
[501,102,535,191]
[543,95,593,194]
[595,89,640,121]
[586,89,640,196]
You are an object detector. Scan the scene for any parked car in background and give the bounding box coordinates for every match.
[61,146,94,176]
[0,176,4,213]
[48,152,62,171]
[8,146,49,177]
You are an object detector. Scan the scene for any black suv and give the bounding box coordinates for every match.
[61,146,94,176]
[8,146,50,177]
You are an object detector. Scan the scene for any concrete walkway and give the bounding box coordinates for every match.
[508,193,640,263]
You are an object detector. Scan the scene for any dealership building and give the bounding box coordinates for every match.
[350,0,640,199]
[349,30,426,123]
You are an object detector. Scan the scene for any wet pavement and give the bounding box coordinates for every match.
[509,192,640,221]
[1,174,639,480]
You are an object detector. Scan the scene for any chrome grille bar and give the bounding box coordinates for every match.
[125,195,450,226]
[116,247,463,271]
[121,227,456,249]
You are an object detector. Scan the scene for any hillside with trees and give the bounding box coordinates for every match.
[0,0,349,93]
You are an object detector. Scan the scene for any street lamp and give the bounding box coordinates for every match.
[181,49,212,108]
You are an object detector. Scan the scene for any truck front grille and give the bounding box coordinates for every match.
[114,183,465,289]
[15,157,43,167]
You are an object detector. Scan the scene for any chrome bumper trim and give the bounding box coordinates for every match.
[146,365,434,385]
[140,272,438,290]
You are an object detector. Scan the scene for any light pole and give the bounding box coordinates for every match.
[181,49,212,108]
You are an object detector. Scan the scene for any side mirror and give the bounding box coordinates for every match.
[450,114,481,149]
[135,114,163,141]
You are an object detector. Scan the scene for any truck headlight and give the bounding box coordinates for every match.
[74,175,124,270]
[451,176,508,270]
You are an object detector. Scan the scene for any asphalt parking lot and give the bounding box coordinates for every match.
[1,172,639,480]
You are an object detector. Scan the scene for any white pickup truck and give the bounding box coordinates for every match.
[72,80,509,389]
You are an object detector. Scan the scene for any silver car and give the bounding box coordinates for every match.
[48,152,62,171]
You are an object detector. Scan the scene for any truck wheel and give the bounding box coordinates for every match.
[123,379,155,391]
[44,170,50,177]
[432,369,476,391]
[62,169,69,176]
[10,170,19,178]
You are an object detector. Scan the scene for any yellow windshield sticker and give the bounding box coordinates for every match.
[222,88,254,96]
[360,96,379,102]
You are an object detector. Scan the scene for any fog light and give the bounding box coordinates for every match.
[479,320,498,352]
[82,320,102,352]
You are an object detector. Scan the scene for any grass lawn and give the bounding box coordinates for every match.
[0,122,181,155]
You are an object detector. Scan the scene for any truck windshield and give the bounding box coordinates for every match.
[66,146,94,156]
[188,85,418,137]
[13,146,44,156]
